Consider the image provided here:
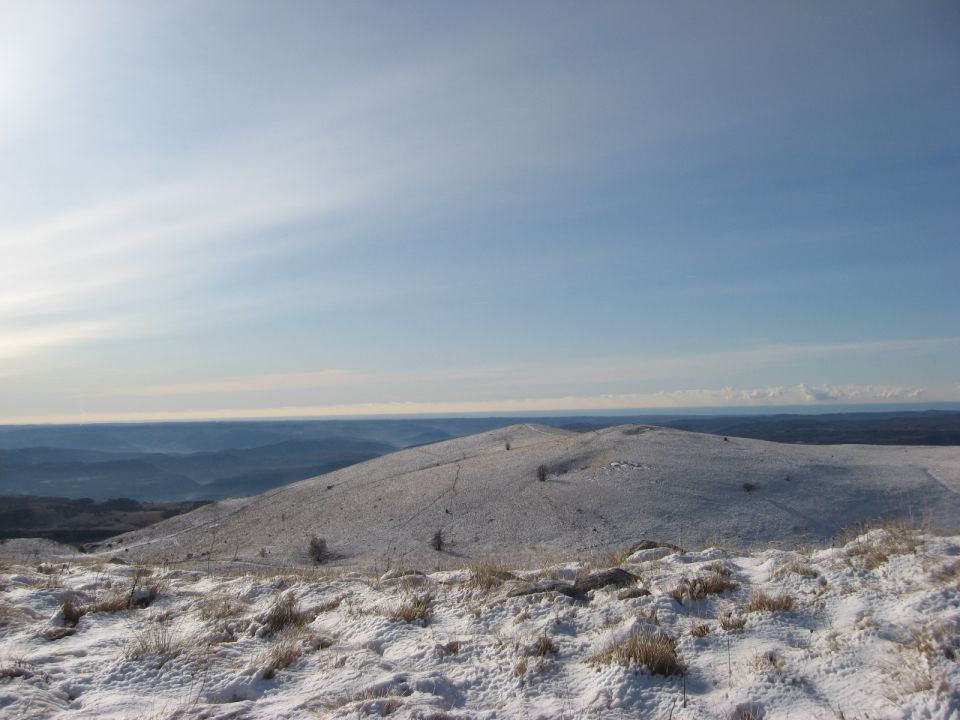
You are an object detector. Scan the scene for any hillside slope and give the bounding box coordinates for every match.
[93,424,960,570]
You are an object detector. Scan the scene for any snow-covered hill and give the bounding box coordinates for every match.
[1,525,957,718]
[90,424,960,572]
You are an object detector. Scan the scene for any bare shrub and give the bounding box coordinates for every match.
[588,628,685,676]
[744,591,794,613]
[261,592,313,636]
[391,593,432,624]
[308,536,329,564]
[536,464,547,482]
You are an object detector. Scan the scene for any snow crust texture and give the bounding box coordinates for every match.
[2,527,959,719]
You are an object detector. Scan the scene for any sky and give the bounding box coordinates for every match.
[1,1,959,424]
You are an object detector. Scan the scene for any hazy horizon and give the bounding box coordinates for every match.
[2,2,958,424]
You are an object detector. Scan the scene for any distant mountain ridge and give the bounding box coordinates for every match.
[1,411,957,502]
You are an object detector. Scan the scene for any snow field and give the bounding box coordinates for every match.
[1,525,958,719]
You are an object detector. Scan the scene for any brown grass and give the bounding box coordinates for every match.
[59,593,86,626]
[197,595,248,622]
[690,622,711,637]
[257,630,304,678]
[528,635,558,657]
[744,591,794,613]
[588,628,685,676]
[703,562,733,577]
[466,562,516,590]
[0,602,28,628]
[840,520,921,570]
[390,593,432,624]
[934,559,960,586]
[261,592,314,636]
[125,621,185,667]
[719,611,747,631]
[668,573,739,603]
[771,560,818,579]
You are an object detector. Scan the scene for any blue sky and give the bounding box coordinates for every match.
[1,1,958,422]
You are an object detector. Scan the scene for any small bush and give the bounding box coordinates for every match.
[589,628,685,676]
[744,591,793,613]
[742,482,758,492]
[536,464,547,482]
[308,536,329,564]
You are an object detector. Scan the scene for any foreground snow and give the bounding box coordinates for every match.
[2,527,958,719]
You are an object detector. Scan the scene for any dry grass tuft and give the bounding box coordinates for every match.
[315,595,345,613]
[197,595,248,622]
[934,559,960,586]
[840,520,921,570]
[0,602,28,628]
[744,591,794,613]
[257,630,304,678]
[390,593,433,624]
[690,622,711,638]
[435,639,462,656]
[59,593,86,626]
[719,611,747,631]
[466,562,516,590]
[87,590,134,614]
[668,573,738,603]
[528,635,558,657]
[771,560,818,579]
[261,592,314,636]
[125,621,185,667]
[703,562,733,577]
[588,628,685,676]
[908,620,959,663]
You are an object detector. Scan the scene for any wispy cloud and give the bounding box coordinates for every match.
[101,336,960,400]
